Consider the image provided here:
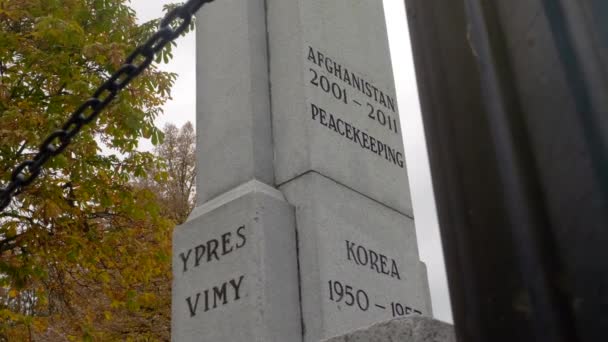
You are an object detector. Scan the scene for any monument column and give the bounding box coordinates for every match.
[171,0,301,341]
[267,0,432,341]
[173,0,432,341]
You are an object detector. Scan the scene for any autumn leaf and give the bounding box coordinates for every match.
[0,0,196,340]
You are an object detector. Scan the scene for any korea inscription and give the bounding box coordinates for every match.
[280,173,431,342]
[334,240,424,318]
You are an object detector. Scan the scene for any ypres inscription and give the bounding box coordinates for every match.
[179,225,247,273]
[178,225,248,318]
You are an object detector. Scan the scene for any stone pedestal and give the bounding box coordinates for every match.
[281,173,432,342]
[172,181,301,341]
[322,317,456,342]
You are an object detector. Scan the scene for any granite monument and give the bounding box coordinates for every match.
[172,1,432,341]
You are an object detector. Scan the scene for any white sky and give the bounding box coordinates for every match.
[130,0,453,323]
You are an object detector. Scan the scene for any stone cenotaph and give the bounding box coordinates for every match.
[172,1,432,341]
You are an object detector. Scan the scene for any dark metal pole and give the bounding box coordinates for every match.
[404,1,608,341]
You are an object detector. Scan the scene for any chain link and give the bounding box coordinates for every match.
[0,0,215,212]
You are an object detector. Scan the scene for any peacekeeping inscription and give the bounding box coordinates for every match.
[306,46,405,169]
[178,225,248,318]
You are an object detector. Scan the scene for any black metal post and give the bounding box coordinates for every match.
[404,1,608,341]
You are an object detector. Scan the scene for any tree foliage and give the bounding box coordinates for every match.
[0,0,194,340]
[137,122,196,226]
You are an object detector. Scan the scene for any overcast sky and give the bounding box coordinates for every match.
[130,0,453,323]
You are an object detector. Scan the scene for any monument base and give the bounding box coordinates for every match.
[322,317,455,342]
[172,180,302,342]
[280,172,432,342]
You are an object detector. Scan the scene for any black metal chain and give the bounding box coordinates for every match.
[0,0,215,212]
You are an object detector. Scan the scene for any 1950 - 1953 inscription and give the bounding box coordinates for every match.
[178,225,248,318]
[329,239,423,318]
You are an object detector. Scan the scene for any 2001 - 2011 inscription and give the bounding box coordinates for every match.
[306,46,401,135]
[327,279,423,318]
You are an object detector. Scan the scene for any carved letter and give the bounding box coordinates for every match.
[230,275,245,301]
[236,225,247,249]
[346,240,359,265]
[319,107,328,126]
[179,249,192,272]
[356,245,369,266]
[186,293,201,317]
[195,245,206,267]
[213,282,228,308]
[221,232,233,256]
[380,254,389,275]
[369,250,380,273]
[308,46,317,64]
[328,113,337,132]
[207,239,220,262]
[391,259,401,280]
[316,51,325,67]
[311,103,320,120]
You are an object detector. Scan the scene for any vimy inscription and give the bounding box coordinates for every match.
[178,226,247,318]
[172,0,432,341]
[185,275,245,317]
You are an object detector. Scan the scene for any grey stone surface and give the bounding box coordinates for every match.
[322,317,456,342]
[280,173,431,342]
[267,0,414,216]
[180,1,432,341]
[172,181,301,341]
[196,0,274,204]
